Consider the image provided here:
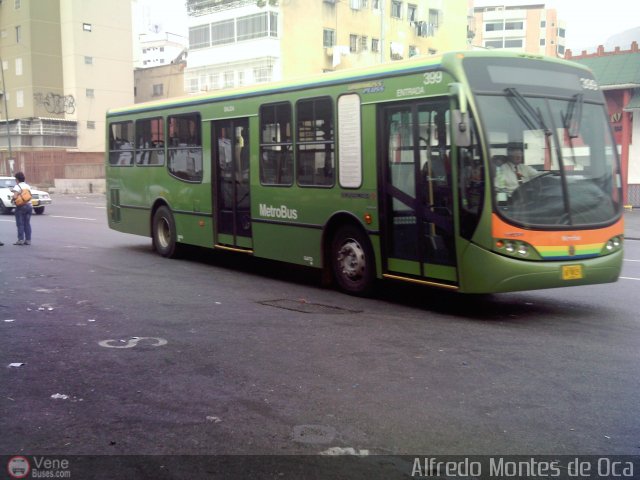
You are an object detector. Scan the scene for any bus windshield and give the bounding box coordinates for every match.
[477,93,620,227]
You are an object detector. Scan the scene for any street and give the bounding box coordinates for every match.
[1,196,639,476]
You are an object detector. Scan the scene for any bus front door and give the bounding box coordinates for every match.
[381,101,458,286]
[213,119,252,249]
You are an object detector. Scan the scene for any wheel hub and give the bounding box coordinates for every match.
[337,239,366,280]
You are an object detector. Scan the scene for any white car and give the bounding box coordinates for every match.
[0,176,52,215]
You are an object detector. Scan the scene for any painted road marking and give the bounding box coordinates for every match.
[620,276,640,281]
[51,215,96,221]
[98,337,168,349]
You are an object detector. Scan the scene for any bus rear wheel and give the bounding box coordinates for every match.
[152,206,179,258]
[331,225,375,296]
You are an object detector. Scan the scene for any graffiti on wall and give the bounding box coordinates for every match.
[33,92,76,114]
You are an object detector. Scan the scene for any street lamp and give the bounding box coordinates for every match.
[0,55,13,175]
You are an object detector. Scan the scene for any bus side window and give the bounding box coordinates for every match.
[260,102,293,185]
[109,121,134,166]
[296,97,334,187]
[167,114,202,182]
[458,118,484,240]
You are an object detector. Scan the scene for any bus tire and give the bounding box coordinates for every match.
[330,224,375,296]
[152,206,179,258]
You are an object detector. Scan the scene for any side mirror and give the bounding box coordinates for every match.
[449,83,471,147]
[449,82,467,115]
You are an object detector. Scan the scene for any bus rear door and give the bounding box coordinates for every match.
[380,100,458,287]
[212,119,252,249]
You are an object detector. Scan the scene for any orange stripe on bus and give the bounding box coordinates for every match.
[491,214,624,247]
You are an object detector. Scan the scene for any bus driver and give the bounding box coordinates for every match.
[495,143,539,196]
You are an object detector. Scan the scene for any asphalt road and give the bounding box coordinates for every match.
[1,195,639,477]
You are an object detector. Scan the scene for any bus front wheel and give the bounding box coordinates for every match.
[330,225,375,296]
[152,206,179,258]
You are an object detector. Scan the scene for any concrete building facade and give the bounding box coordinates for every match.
[183,0,469,94]
[472,2,566,57]
[0,0,133,183]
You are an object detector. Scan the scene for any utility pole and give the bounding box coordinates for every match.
[0,55,13,175]
[380,0,385,63]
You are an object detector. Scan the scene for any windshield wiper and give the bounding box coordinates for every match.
[504,87,552,136]
[562,93,583,138]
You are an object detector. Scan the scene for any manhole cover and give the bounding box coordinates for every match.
[292,424,336,444]
[259,299,362,314]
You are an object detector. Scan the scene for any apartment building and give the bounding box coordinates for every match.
[183,0,469,94]
[0,0,133,181]
[473,2,566,57]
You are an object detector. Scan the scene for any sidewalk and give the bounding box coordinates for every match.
[625,209,640,240]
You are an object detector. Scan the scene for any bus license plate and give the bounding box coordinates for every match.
[562,265,583,280]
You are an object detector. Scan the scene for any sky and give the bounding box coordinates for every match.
[133,0,640,53]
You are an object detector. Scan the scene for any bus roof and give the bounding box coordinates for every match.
[107,50,580,118]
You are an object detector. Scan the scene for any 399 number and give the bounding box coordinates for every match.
[580,78,599,90]
[423,71,443,85]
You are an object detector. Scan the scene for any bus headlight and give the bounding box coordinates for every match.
[505,241,516,253]
[495,239,535,259]
[603,236,623,253]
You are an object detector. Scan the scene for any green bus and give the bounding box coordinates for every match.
[106,50,624,295]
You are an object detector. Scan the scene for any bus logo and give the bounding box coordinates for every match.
[7,457,30,479]
[259,203,298,220]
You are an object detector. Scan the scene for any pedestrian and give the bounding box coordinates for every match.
[12,171,33,245]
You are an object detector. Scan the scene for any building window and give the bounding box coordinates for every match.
[428,9,440,29]
[485,40,503,49]
[152,84,163,96]
[84,56,93,65]
[359,36,368,51]
[237,12,272,41]
[504,39,523,48]
[540,20,546,28]
[224,71,234,88]
[83,23,92,32]
[87,121,96,129]
[505,21,523,30]
[86,88,95,97]
[210,19,234,45]
[409,45,418,57]
[296,97,334,187]
[15,0,21,9]
[323,28,335,48]
[540,38,546,46]
[372,38,380,52]
[190,24,211,49]
[407,4,417,22]
[558,28,565,37]
[485,22,503,32]
[15,58,22,75]
[260,102,293,185]
[558,45,565,55]
[237,71,245,86]
[391,1,402,19]
[15,25,21,43]
[349,34,358,53]
[16,90,24,108]
[254,65,272,83]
